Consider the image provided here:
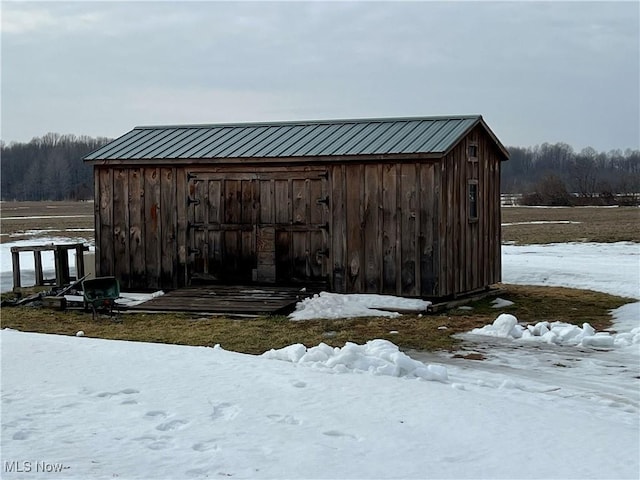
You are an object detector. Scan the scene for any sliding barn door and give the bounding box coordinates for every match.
[186,169,329,285]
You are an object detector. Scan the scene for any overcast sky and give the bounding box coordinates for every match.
[1,1,639,151]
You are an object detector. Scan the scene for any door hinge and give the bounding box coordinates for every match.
[187,197,200,206]
[316,195,330,206]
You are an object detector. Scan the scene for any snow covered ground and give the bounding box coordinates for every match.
[502,241,639,299]
[1,241,639,479]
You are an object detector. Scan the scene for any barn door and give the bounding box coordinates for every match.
[187,173,258,283]
[186,169,329,285]
[272,172,330,284]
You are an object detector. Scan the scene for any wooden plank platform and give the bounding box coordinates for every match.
[131,285,320,315]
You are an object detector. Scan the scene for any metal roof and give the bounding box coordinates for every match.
[84,115,508,161]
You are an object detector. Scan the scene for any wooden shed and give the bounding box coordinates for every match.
[84,115,509,299]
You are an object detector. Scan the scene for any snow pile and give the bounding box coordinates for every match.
[491,297,515,308]
[471,314,640,350]
[116,291,165,307]
[263,339,448,382]
[471,313,520,337]
[289,292,431,320]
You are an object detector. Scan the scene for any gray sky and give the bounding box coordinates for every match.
[2,1,639,151]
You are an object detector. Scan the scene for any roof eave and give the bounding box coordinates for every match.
[83,151,445,166]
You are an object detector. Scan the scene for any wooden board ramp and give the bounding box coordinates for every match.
[131,285,320,315]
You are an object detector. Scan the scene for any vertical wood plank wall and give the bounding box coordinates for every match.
[326,125,502,298]
[94,126,502,296]
[95,165,181,290]
[329,160,439,297]
[436,125,502,297]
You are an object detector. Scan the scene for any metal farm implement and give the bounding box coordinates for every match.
[82,276,121,321]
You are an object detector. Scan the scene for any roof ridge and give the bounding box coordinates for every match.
[133,115,482,130]
[83,115,511,161]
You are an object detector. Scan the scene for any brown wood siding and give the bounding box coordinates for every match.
[93,133,503,296]
[327,161,440,297]
[381,164,397,294]
[144,168,162,289]
[129,169,145,284]
[94,166,180,290]
[113,168,130,286]
[436,126,503,297]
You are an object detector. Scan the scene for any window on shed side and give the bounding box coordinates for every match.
[468,143,478,161]
[468,180,478,221]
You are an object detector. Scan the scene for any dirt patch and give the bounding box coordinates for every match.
[452,352,486,361]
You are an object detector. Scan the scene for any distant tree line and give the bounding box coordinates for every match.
[503,143,640,206]
[1,133,111,201]
[1,134,639,205]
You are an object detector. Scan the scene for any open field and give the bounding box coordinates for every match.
[502,206,640,244]
[2,201,638,244]
[0,200,94,244]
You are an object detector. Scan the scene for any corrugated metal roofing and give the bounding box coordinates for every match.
[84,115,504,161]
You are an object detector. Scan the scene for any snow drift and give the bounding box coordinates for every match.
[289,292,430,320]
[263,339,448,382]
[471,313,640,350]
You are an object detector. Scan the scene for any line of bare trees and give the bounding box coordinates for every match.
[502,143,640,205]
[1,134,639,205]
[1,133,111,201]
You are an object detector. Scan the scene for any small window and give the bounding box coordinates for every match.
[468,181,478,221]
[468,144,478,161]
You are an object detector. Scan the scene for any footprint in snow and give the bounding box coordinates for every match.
[291,380,307,388]
[12,430,34,440]
[322,430,359,440]
[145,410,167,418]
[210,402,240,421]
[96,388,139,398]
[156,419,188,431]
[267,414,301,425]
[192,439,221,452]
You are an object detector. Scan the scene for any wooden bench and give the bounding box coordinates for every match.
[11,243,89,293]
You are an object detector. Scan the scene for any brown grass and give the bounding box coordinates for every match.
[502,206,640,245]
[1,284,631,354]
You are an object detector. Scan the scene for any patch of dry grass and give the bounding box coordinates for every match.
[448,284,632,331]
[502,206,640,244]
[1,285,632,354]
